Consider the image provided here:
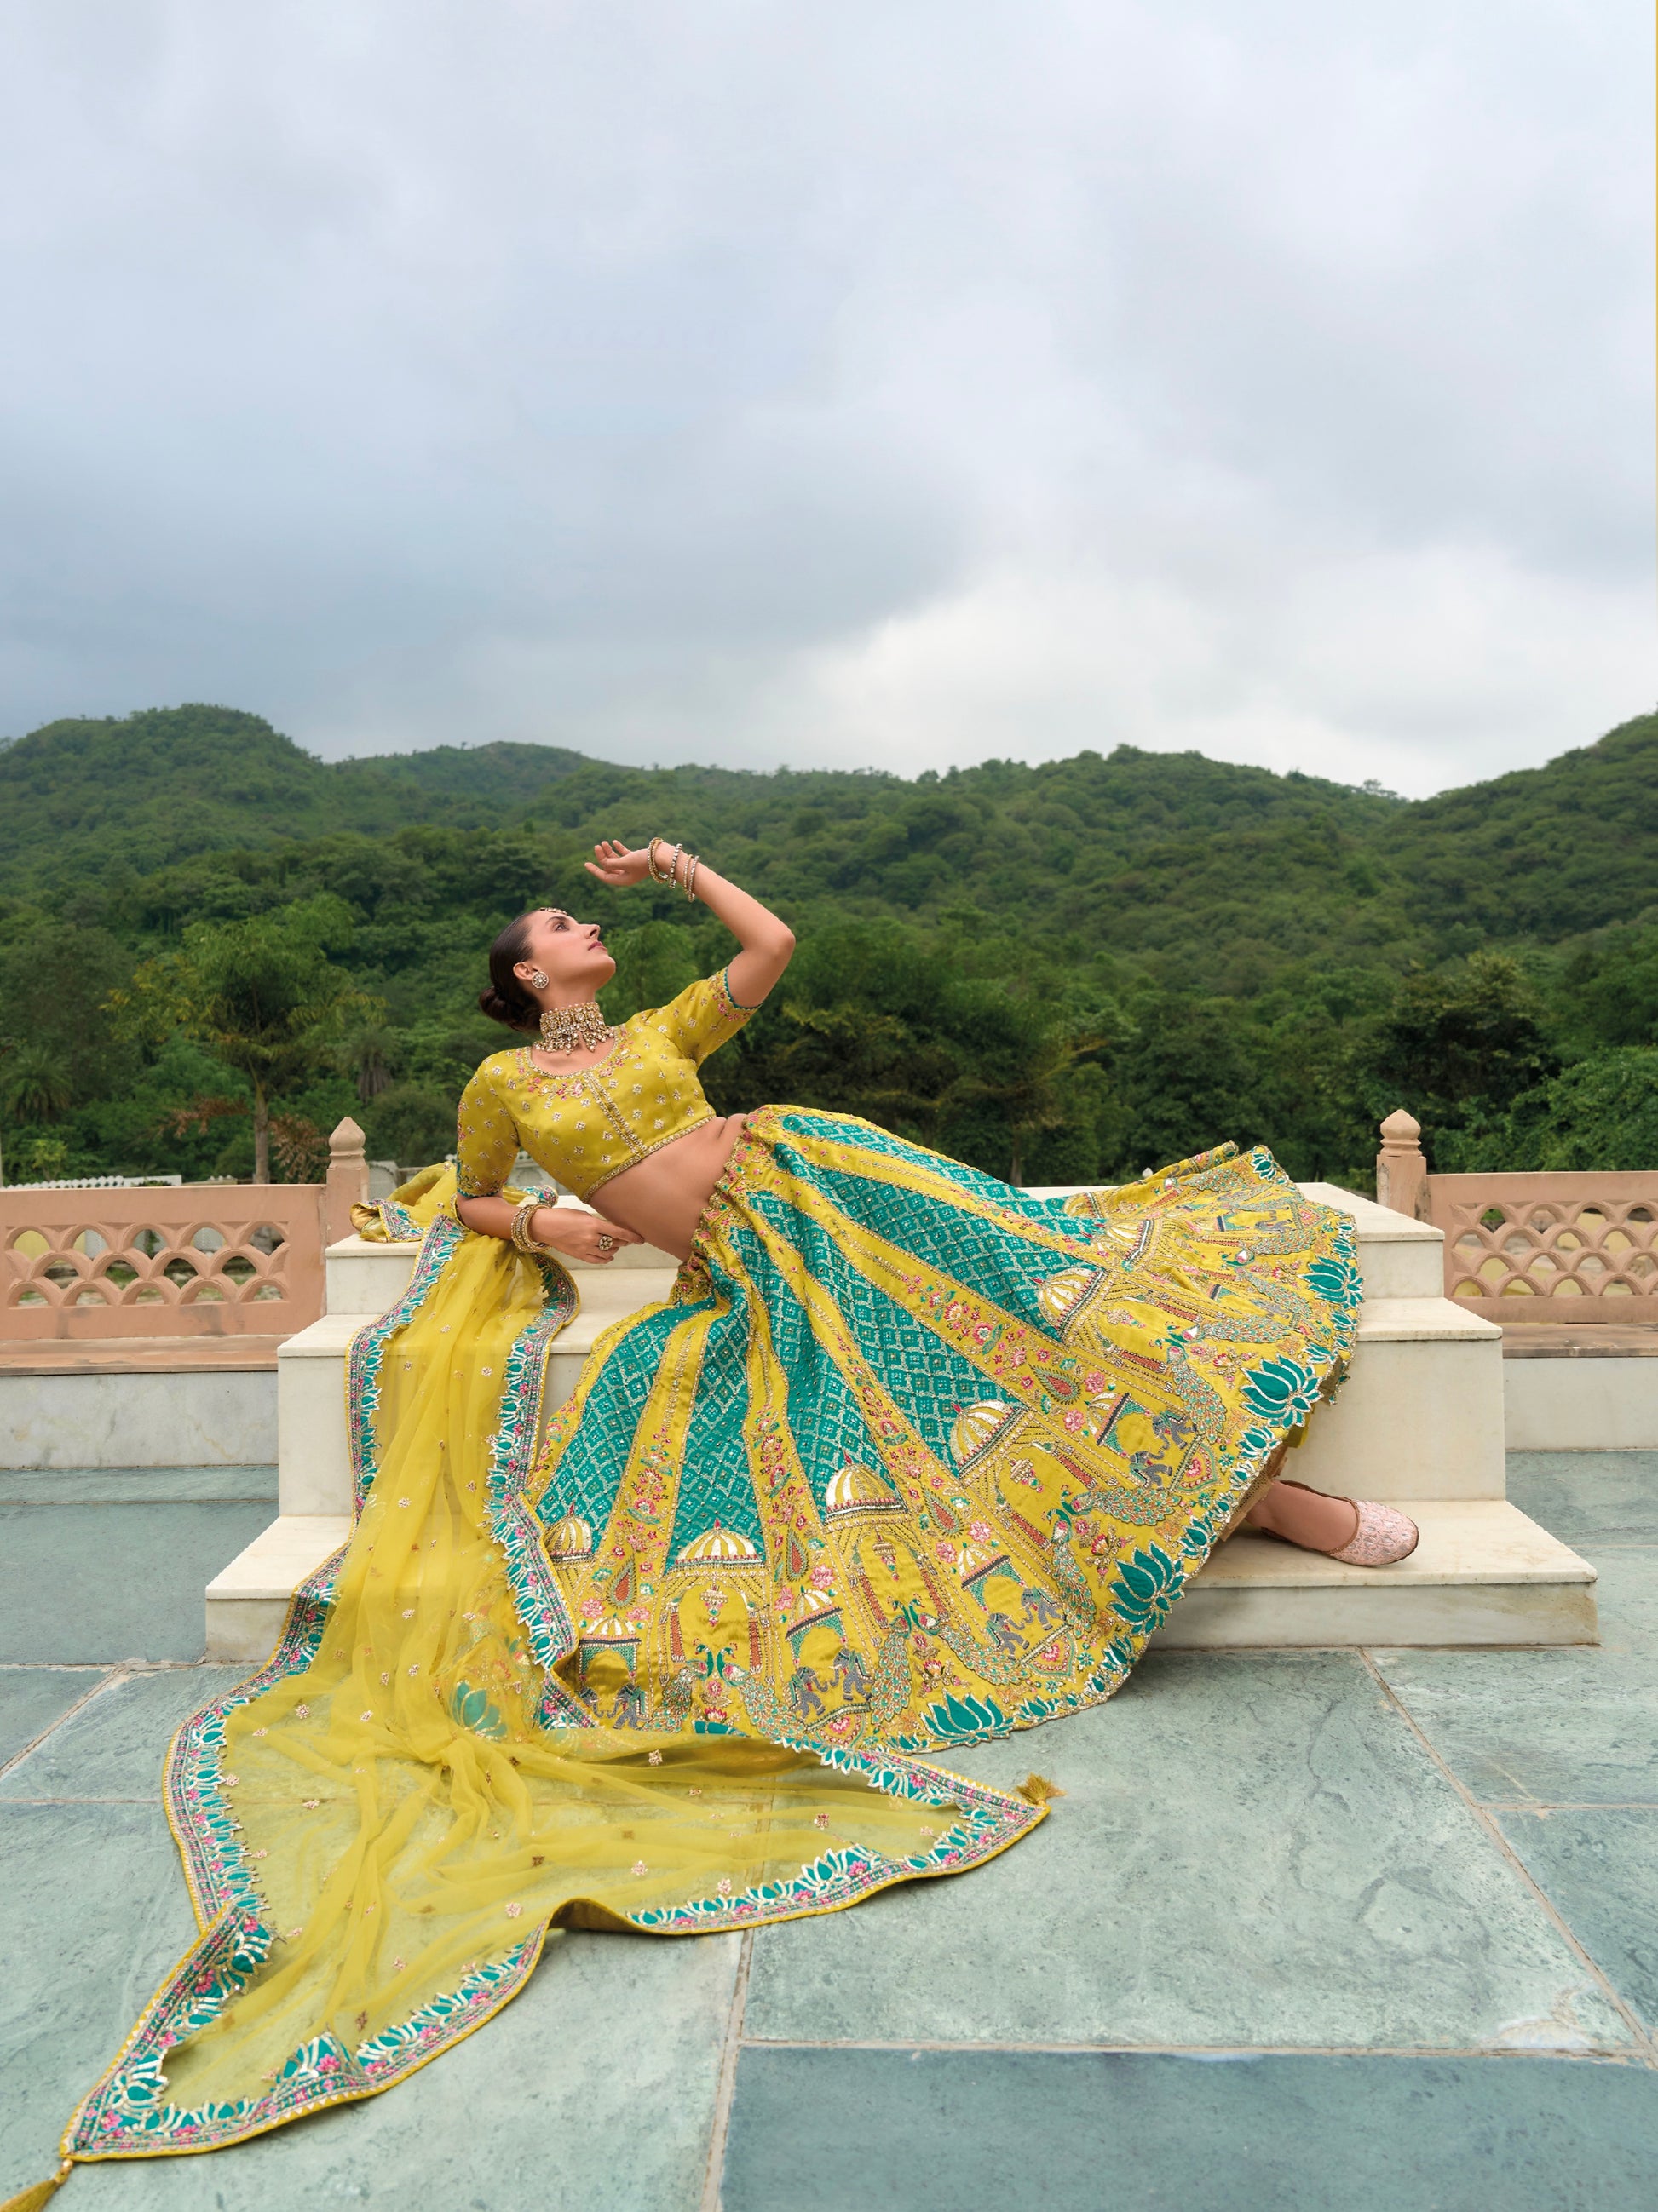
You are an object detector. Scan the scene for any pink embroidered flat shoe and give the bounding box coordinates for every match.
[1265,1479,1420,1566]
[1327,1497,1419,1566]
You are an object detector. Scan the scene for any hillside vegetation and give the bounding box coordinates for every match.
[2,702,1655,1190]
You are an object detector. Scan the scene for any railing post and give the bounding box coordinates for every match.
[1375,1108,1428,1222]
[324,1117,369,1245]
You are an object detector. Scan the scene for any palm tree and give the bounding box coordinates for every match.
[0,1044,72,1124]
[342,1023,399,1103]
[0,1043,73,1188]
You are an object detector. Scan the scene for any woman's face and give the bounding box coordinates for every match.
[513,909,617,1003]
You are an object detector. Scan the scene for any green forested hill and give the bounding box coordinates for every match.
[2,701,1655,1190]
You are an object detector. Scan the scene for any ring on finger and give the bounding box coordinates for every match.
[596,1233,615,1252]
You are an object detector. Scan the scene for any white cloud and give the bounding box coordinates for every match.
[0,0,1650,790]
[766,541,1656,795]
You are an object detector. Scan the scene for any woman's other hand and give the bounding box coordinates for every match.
[583,840,653,888]
[530,1205,646,1264]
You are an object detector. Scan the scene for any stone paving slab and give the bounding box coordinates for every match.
[0,1466,279,1504]
[0,1501,274,1663]
[0,1666,248,1801]
[0,1800,202,2198]
[62,1934,739,2211]
[742,1652,1634,2053]
[1506,1451,1658,1547]
[722,2048,1658,2212]
[1374,1552,1658,1807]
[1499,1809,1658,2038]
[0,1667,111,1770]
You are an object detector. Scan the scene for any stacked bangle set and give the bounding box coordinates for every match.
[648,836,700,901]
[509,1197,554,1257]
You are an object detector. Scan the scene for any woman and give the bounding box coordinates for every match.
[27,842,1412,2198]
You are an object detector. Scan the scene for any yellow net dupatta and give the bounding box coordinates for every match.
[60,1175,1045,2167]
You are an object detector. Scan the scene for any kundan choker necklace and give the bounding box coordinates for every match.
[538,1000,614,1055]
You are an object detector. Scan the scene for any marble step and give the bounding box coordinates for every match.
[326,1213,678,1307]
[1149,1501,1595,1650]
[205,1500,1595,1664]
[1292,1297,1504,1502]
[205,1513,350,1661]
[277,1261,682,1516]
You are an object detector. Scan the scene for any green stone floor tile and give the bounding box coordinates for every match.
[0,1502,273,1663]
[743,1653,1633,2053]
[1373,1552,1658,1807]
[0,1666,249,1801]
[0,1801,203,2198]
[0,1668,111,1771]
[1499,1808,1658,2036]
[0,1805,740,2212]
[57,1930,738,2211]
[1507,1451,1658,1548]
[722,2048,1658,2212]
[0,1466,279,1505]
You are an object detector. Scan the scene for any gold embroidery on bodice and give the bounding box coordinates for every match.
[455,968,755,1204]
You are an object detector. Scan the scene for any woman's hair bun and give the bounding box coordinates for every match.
[481,915,544,1031]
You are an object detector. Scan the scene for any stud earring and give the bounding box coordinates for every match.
[528,969,550,990]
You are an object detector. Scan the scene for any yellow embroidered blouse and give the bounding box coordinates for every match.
[454,968,758,1205]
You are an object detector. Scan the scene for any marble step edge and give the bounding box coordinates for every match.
[206,1502,1593,1657]
[1352,1297,1500,1344]
[293,1288,1494,1359]
[327,1225,676,1283]
[285,1272,684,1355]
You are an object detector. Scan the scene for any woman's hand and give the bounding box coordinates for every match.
[530,1204,646,1265]
[580,836,796,1012]
[583,839,654,889]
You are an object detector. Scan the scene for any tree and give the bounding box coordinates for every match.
[340,1021,400,1102]
[932,984,1115,1185]
[1114,998,1261,1175]
[109,897,380,1181]
[0,1043,72,1123]
[600,921,700,1022]
[1444,1049,1658,1172]
[1366,951,1558,1153]
[365,1083,458,1171]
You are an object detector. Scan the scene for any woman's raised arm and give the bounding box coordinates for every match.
[584,840,794,1008]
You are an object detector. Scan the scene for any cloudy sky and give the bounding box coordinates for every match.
[1,1,1650,794]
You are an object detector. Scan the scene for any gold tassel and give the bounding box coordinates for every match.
[1015,1772,1065,1805]
[2,2160,74,2212]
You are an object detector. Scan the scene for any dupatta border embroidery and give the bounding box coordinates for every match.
[77,1220,587,2156]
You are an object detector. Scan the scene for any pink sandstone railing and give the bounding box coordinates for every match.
[0,1118,367,1343]
[1376,1109,1658,1324]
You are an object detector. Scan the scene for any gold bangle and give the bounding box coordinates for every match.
[509,1198,551,1256]
[648,836,676,884]
[683,853,700,902]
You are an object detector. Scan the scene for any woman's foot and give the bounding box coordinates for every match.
[1246,1479,1419,1566]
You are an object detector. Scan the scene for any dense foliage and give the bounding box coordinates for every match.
[1,702,1655,1189]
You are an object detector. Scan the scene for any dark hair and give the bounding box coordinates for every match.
[479,912,541,1031]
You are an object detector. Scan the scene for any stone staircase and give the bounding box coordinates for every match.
[204,1185,1597,1663]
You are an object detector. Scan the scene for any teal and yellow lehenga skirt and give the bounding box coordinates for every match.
[60,1107,1356,2169]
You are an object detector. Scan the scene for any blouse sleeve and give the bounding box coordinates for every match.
[454,1063,521,1200]
[640,966,760,1066]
